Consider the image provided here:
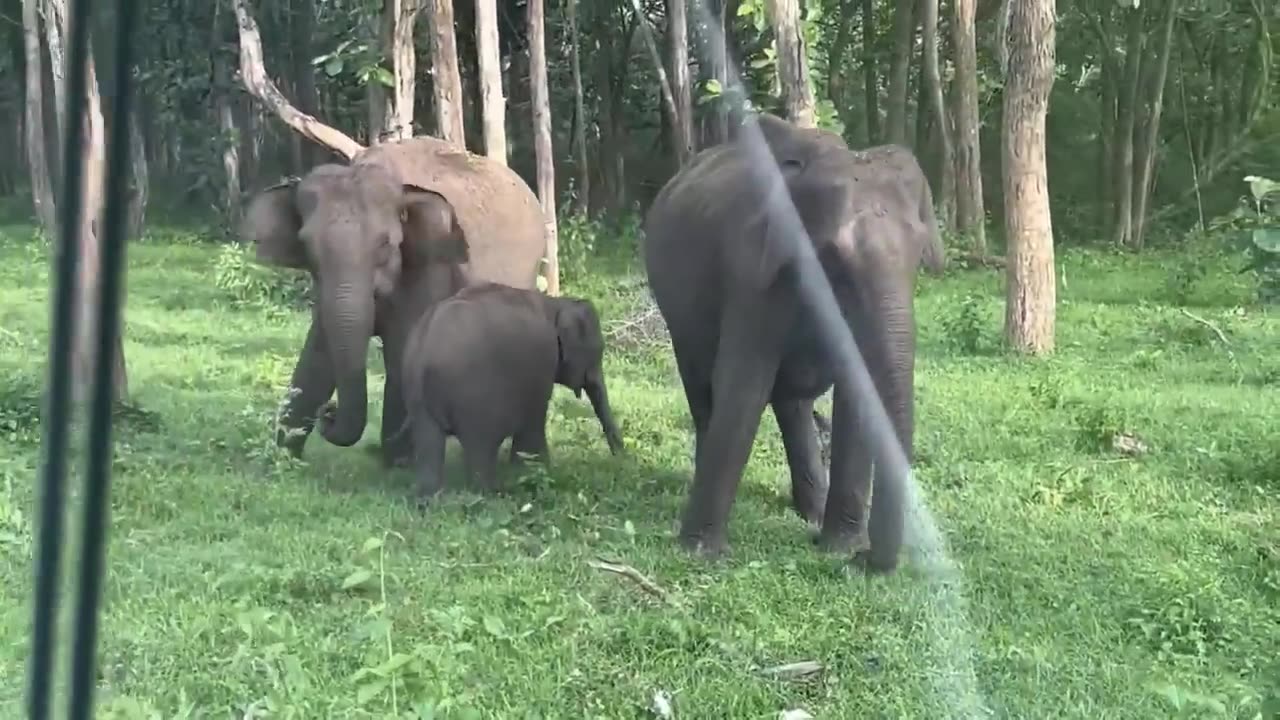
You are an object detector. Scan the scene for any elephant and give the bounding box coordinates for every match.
[641,111,945,572]
[241,135,547,467]
[394,281,624,500]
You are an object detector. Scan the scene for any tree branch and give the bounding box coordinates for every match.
[229,0,364,161]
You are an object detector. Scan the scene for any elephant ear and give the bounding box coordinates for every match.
[244,178,305,268]
[553,299,599,398]
[401,184,469,266]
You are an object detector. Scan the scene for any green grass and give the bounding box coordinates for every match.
[1,222,1278,718]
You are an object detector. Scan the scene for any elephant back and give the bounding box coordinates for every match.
[355,136,547,289]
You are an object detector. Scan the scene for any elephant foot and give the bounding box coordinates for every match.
[851,546,901,576]
[813,526,869,555]
[677,529,730,560]
[791,483,829,529]
[276,427,309,459]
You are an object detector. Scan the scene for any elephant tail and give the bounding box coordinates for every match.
[918,181,947,277]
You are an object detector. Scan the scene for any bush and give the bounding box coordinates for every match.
[213,243,311,311]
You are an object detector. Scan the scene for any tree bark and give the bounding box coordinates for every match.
[215,44,242,225]
[388,0,422,141]
[862,0,880,143]
[528,0,559,295]
[950,0,985,251]
[1131,0,1179,250]
[567,0,589,211]
[885,0,916,144]
[1109,5,1145,247]
[667,0,695,163]
[920,0,954,230]
[1002,0,1056,354]
[231,0,365,160]
[427,0,466,147]
[22,0,58,234]
[704,0,731,145]
[126,110,148,241]
[290,0,319,169]
[475,0,507,162]
[766,0,817,128]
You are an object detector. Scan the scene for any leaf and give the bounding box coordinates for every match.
[1253,228,1280,254]
[749,57,774,70]
[482,615,508,638]
[362,536,384,553]
[369,652,416,677]
[324,57,345,77]
[374,66,395,88]
[1245,175,1280,202]
[355,678,389,705]
[341,569,374,590]
[704,78,722,94]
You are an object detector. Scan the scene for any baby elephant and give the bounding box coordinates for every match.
[398,281,624,503]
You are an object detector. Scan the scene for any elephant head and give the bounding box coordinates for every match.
[243,162,468,448]
[547,296,624,455]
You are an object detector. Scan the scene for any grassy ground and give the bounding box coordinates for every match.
[0,221,1277,718]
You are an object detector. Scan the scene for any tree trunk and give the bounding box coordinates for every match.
[949,0,985,251]
[667,0,695,162]
[22,0,58,234]
[127,107,148,241]
[1002,0,1056,354]
[1130,0,1179,250]
[919,0,953,230]
[704,0,731,145]
[475,0,507,163]
[567,0,589,211]
[388,0,421,141]
[766,0,817,128]
[528,0,558,295]
[862,0,880,143]
[215,46,242,225]
[885,0,916,144]
[1096,11,1117,233]
[290,0,319,169]
[427,0,466,147]
[1109,5,1145,247]
[826,0,857,139]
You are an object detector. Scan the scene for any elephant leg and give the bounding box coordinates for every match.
[672,339,712,468]
[816,382,872,553]
[678,307,783,556]
[277,318,336,458]
[511,404,551,466]
[411,411,447,509]
[380,328,413,468]
[772,395,828,527]
[463,437,503,494]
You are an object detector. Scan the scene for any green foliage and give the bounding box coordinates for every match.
[937,293,994,354]
[213,243,312,313]
[1239,175,1280,303]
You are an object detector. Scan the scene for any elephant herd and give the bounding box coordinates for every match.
[242,112,944,575]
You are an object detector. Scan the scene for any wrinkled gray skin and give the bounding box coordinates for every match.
[642,112,945,573]
[242,137,545,467]
[395,281,624,501]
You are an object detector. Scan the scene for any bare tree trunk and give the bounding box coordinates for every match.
[630,1,681,143]
[528,0,558,295]
[22,0,58,233]
[291,0,320,168]
[1109,5,1145,247]
[1131,0,1178,250]
[826,0,857,139]
[427,0,466,147]
[390,0,421,141]
[862,0,880,143]
[474,0,507,162]
[920,0,953,230]
[567,0,588,211]
[215,48,242,225]
[1002,0,1057,354]
[127,108,148,241]
[368,6,390,144]
[950,0,985,251]
[766,0,817,128]
[41,0,66,136]
[885,0,916,143]
[704,0,731,145]
[667,0,695,162]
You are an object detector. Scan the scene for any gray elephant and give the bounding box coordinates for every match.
[641,112,945,573]
[395,281,624,501]
[242,136,546,467]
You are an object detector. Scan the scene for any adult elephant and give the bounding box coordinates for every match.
[642,112,944,573]
[242,135,547,466]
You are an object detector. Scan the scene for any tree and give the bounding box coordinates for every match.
[884,0,916,144]
[919,0,954,230]
[528,0,558,295]
[566,0,589,211]
[667,0,694,162]
[387,0,423,142]
[950,0,986,252]
[475,0,506,163]
[427,0,466,146]
[21,0,56,233]
[766,0,816,128]
[1001,0,1057,354]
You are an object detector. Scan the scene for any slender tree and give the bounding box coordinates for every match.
[567,0,589,211]
[1001,0,1058,353]
[528,0,558,294]
[21,0,57,233]
[428,0,466,146]
[766,0,816,128]
[475,0,507,162]
[950,0,986,252]
[667,0,694,162]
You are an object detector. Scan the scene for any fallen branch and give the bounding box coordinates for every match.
[1178,308,1230,346]
[588,558,674,604]
[230,0,364,161]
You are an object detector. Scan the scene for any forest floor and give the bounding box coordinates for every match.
[0,221,1278,718]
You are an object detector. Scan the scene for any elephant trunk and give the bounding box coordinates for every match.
[318,277,374,447]
[584,369,624,455]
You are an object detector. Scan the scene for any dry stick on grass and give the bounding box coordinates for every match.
[587,558,675,605]
[1178,308,1230,346]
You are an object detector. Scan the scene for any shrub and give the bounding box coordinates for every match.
[213,242,311,311]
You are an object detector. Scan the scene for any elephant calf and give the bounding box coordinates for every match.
[396,282,624,501]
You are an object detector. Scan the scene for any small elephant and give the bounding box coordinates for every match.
[241,136,546,468]
[395,281,624,501]
[642,111,945,572]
